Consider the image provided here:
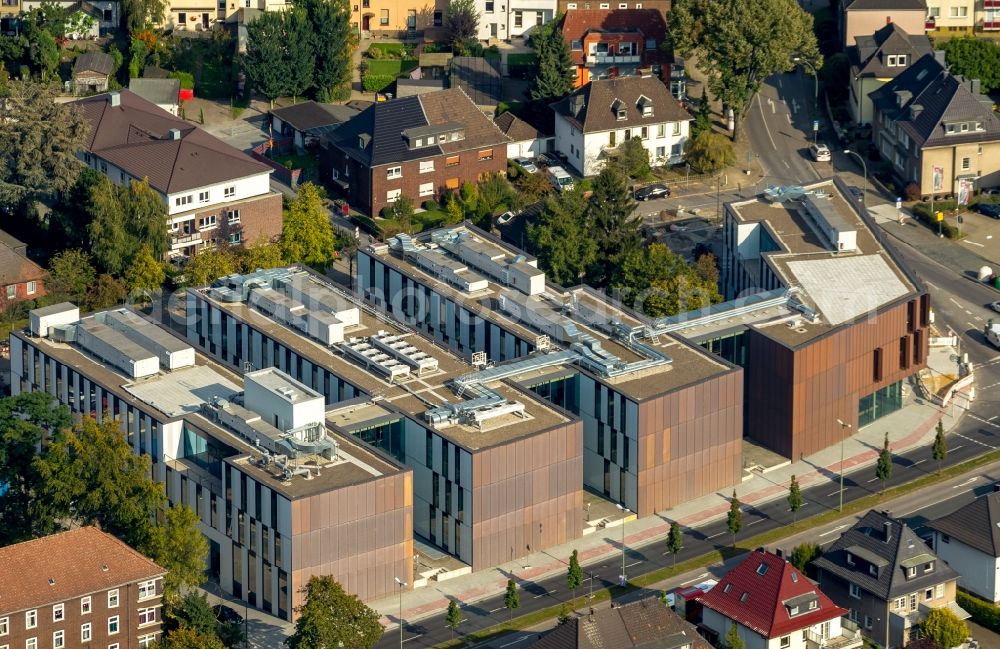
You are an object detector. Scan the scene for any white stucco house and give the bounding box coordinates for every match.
[929,488,1000,604]
[494,111,551,159]
[698,549,863,649]
[475,0,555,40]
[551,75,691,177]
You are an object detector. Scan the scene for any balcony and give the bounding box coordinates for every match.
[985,0,1000,8]
[984,20,1000,29]
[171,232,202,250]
[586,53,641,65]
[925,17,936,30]
[805,620,864,649]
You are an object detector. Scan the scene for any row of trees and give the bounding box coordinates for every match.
[244,0,354,103]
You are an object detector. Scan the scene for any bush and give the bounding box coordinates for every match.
[367,42,406,58]
[363,74,395,92]
[957,591,1000,633]
[912,201,961,239]
[422,200,439,211]
[904,182,920,201]
[170,70,195,90]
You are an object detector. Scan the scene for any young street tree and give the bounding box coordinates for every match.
[666,521,683,567]
[504,579,520,622]
[567,549,583,607]
[281,182,339,269]
[444,0,478,49]
[727,491,742,548]
[528,187,596,286]
[725,622,746,649]
[144,504,209,603]
[0,81,90,209]
[530,16,575,102]
[787,474,803,523]
[286,575,384,649]
[668,0,820,140]
[445,600,462,639]
[919,606,968,649]
[876,432,893,494]
[932,420,948,474]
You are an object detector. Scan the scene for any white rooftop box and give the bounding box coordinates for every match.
[30,303,80,338]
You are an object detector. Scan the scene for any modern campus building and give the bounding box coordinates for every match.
[356,226,745,517]
[183,266,584,570]
[10,304,413,620]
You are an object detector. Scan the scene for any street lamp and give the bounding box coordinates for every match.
[837,418,852,512]
[843,149,868,211]
[616,503,630,586]
[792,56,819,146]
[394,576,407,649]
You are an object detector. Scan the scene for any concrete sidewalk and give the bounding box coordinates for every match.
[369,373,965,629]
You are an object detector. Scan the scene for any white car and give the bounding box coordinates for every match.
[991,301,1000,313]
[811,143,831,162]
[513,157,538,174]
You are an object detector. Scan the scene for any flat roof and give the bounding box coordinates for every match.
[192,268,574,450]
[125,364,241,418]
[246,367,323,403]
[727,178,920,346]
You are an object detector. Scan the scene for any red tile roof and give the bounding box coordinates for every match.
[699,550,847,639]
[561,9,669,65]
[0,527,166,614]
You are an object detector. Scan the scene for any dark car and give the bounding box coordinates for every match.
[973,203,1000,219]
[537,152,559,168]
[213,604,245,626]
[847,186,864,202]
[634,183,671,201]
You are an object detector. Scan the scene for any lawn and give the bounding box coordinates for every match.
[364,59,419,76]
[168,38,236,100]
[367,42,406,57]
[507,53,537,66]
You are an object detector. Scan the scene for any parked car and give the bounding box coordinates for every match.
[847,186,864,202]
[990,301,1000,313]
[513,157,538,174]
[538,152,559,168]
[213,604,244,626]
[810,143,831,162]
[547,166,575,192]
[634,183,671,200]
[973,203,1000,219]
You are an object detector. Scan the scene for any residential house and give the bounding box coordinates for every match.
[475,0,556,41]
[0,230,45,304]
[353,0,444,38]
[270,101,360,150]
[526,597,712,648]
[868,53,1000,196]
[395,78,446,97]
[450,56,503,109]
[981,0,1000,31]
[552,75,690,176]
[320,88,509,216]
[73,51,115,94]
[22,0,119,33]
[814,510,968,649]
[64,2,104,38]
[925,0,974,33]
[558,0,670,13]
[0,527,166,649]
[128,77,181,116]
[838,0,928,48]
[698,549,863,649]
[561,9,670,87]
[495,110,550,158]
[72,90,282,258]
[0,0,19,19]
[847,22,932,124]
[927,486,1000,604]
[163,0,217,31]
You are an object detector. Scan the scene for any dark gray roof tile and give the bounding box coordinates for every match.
[927,490,1000,557]
[552,76,690,134]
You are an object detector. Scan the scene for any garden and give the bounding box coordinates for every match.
[360,42,418,93]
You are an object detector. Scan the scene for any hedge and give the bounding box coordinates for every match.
[170,70,195,90]
[362,74,395,92]
[911,201,961,239]
[957,591,1000,633]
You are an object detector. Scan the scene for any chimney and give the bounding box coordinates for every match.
[108,91,120,107]
[884,520,892,543]
[886,15,891,24]
[775,547,784,559]
[167,128,181,141]
[971,79,981,95]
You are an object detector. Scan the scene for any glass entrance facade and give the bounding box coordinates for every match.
[858,381,903,428]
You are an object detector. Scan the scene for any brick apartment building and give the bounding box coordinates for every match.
[0,527,166,649]
[320,88,510,217]
[72,90,283,259]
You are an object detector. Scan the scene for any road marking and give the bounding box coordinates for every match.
[952,476,977,489]
[867,477,880,483]
[950,297,963,307]
[706,531,725,539]
[681,572,710,586]
[748,518,766,526]
[626,560,643,568]
[989,415,999,421]
[827,488,849,497]
[490,607,505,613]
[952,445,965,451]
[784,161,790,168]
[403,634,424,643]
[499,635,531,648]
[913,458,927,465]
[926,281,939,289]
[756,95,777,149]
[965,240,986,248]
[968,322,977,330]
[819,524,848,537]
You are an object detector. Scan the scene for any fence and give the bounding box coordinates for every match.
[251,138,301,188]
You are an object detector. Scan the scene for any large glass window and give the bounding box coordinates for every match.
[858,381,903,428]
[182,423,235,477]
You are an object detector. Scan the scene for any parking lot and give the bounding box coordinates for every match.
[945,206,1000,266]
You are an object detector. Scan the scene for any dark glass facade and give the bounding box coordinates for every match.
[858,380,903,428]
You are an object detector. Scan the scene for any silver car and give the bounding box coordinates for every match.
[513,157,538,174]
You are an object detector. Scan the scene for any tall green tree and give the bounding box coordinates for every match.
[691,88,712,138]
[444,0,478,49]
[788,542,822,577]
[284,8,318,101]
[86,274,128,311]
[787,474,803,523]
[0,393,73,545]
[587,165,639,286]
[919,607,968,649]
[0,81,89,209]
[684,129,735,174]
[124,244,166,296]
[727,491,742,548]
[614,244,721,317]
[165,591,218,636]
[46,249,98,305]
[87,176,169,276]
[932,420,947,474]
[669,0,820,139]
[144,504,209,603]
[666,521,683,567]
[528,187,596,286]
[34,416,165,549]
[876,432,893,494]
[503,579,520,622]
[286,575,384,649]
[445,600,462,639]
[244,12,297,106]
[281,182,339,269]
[159,626,227,649]
[26,27,58,78]
[122,0,166,32]
[610,137,651,179]
[182,248,239,287]
[530,15,575,102]
[725,622,746,649]
[567,549,583,607]
[942,37,1000,93]
[295,0,355,101]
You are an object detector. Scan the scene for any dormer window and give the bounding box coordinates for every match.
[946,124,956,134]
[808,600,818,610]
[757,563,768,575]
[723,583,732,593]
[637,95,653,117]
[789,605,799,616]
[612,99,627,120]
[846,552,855,566]
[925,561,934,572]
[907,566,917,578]
[869,564,878,577]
